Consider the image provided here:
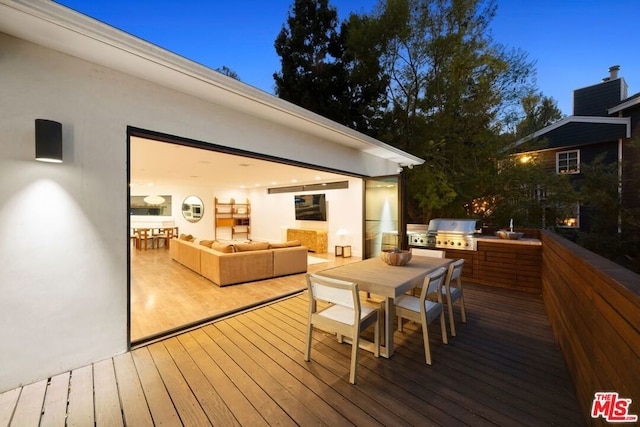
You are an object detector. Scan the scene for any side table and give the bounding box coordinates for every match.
[335,245,352,258]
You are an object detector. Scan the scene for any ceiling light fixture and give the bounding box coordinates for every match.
[144,195,165,205]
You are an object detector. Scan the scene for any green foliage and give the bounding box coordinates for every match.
[372,0,537,220]
[476,156,578,229]
[215,66,240,80]
[514,92,563,139]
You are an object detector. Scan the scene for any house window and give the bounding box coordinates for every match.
[556,150,580,174]
[557,203,580,228]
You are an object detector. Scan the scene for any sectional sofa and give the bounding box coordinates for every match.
[169,237,308,286]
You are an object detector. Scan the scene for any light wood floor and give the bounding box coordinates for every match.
[131,244,358,343]
[1,283,584,426]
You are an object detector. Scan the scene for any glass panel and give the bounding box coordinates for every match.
[364,176,400,259]
[129,195,172,215]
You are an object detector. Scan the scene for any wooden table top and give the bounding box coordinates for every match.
[317,256,452,299]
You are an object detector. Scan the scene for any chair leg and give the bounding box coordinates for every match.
[397,316,403,332]
[446,293,456,337]
[459,294,467,323]
[422,321,432,365]
[374,316,380,358]
[304,324,313,362]
[439,311,448,345]
[349,335,359,384]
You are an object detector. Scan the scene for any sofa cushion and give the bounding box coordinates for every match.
[211,241,235,253]
[287,240,302,247]
[268,242,289,249]
[234,242,270,252]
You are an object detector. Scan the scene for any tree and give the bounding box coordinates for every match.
[273,0,344,122]
[515,92,563,139]
[215,66,240,80]
[273,0,388,134]
[371,0,537,222]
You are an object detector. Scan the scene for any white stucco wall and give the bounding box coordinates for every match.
[0,32,394,391]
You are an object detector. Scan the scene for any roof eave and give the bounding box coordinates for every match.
[0,0,424,167]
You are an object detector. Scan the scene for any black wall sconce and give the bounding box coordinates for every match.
[35,119,63,163]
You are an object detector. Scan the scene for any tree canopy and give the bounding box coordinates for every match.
[273,0,563,225]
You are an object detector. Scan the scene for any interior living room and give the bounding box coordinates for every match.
[129,135,370,343]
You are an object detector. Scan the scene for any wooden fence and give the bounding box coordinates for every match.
[540,230,640,425]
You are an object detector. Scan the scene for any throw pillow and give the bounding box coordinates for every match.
[234,242,270,252]
[199,240,214,248]
[210,241,235,253]
[286,240,302,247]
[268,242,289,249]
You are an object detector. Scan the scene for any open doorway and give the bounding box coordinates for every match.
[128,131,362,344]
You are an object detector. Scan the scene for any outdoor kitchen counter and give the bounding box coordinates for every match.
[445,236,542,294]
[474,236,542,246]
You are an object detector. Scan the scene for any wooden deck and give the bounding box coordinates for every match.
[1,282,584,426]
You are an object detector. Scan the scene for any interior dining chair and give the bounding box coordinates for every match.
[440,259,467,336]
[130,228,138,249]
[395,267,448,365]
[304,273,380,384]
[154,227,174,249]
[136,228,154,250]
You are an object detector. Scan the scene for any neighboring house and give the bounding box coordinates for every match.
[514,66,639,232]
[0,1,422,392]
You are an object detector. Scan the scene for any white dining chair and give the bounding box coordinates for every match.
[395,267,448,365]
[440,259,467,336]
[304,273,380,384]
[409,248,446,296]
[410,248,445,258]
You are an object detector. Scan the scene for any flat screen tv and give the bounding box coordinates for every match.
[294,194,327,221]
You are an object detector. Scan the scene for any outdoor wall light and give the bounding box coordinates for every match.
[35,119,63,163]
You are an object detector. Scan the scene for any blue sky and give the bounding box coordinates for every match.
[55,0,639,116]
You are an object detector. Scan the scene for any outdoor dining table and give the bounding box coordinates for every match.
[316,255,453,358]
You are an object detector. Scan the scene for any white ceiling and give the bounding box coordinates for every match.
[130,136,351,190]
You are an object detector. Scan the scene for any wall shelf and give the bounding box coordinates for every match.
[215,198,250,240]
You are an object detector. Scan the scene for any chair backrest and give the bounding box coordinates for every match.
[421,267,447,300]
[411,248,446,258]
[306,274,359,310]
[445,259,465,288]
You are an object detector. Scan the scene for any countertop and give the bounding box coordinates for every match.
[475,236,542,246]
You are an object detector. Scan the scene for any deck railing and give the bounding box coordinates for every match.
[540,230,640,425]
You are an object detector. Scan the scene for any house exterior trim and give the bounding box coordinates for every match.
[514,116,631,147]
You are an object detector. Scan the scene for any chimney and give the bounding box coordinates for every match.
[609,65,620,80]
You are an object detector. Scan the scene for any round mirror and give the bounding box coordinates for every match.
[182,195,204,223]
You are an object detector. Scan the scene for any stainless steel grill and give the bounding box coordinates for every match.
[409,219,482,251]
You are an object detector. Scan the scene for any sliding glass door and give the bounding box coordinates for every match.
[363,174,406,259]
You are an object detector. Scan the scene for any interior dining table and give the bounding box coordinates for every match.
[316,255,453,358]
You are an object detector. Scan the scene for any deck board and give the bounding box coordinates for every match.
[40,371,70,427]
[130,347,181,425]
[0,282,584,426]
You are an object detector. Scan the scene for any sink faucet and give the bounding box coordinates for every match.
[509,218,514,232]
